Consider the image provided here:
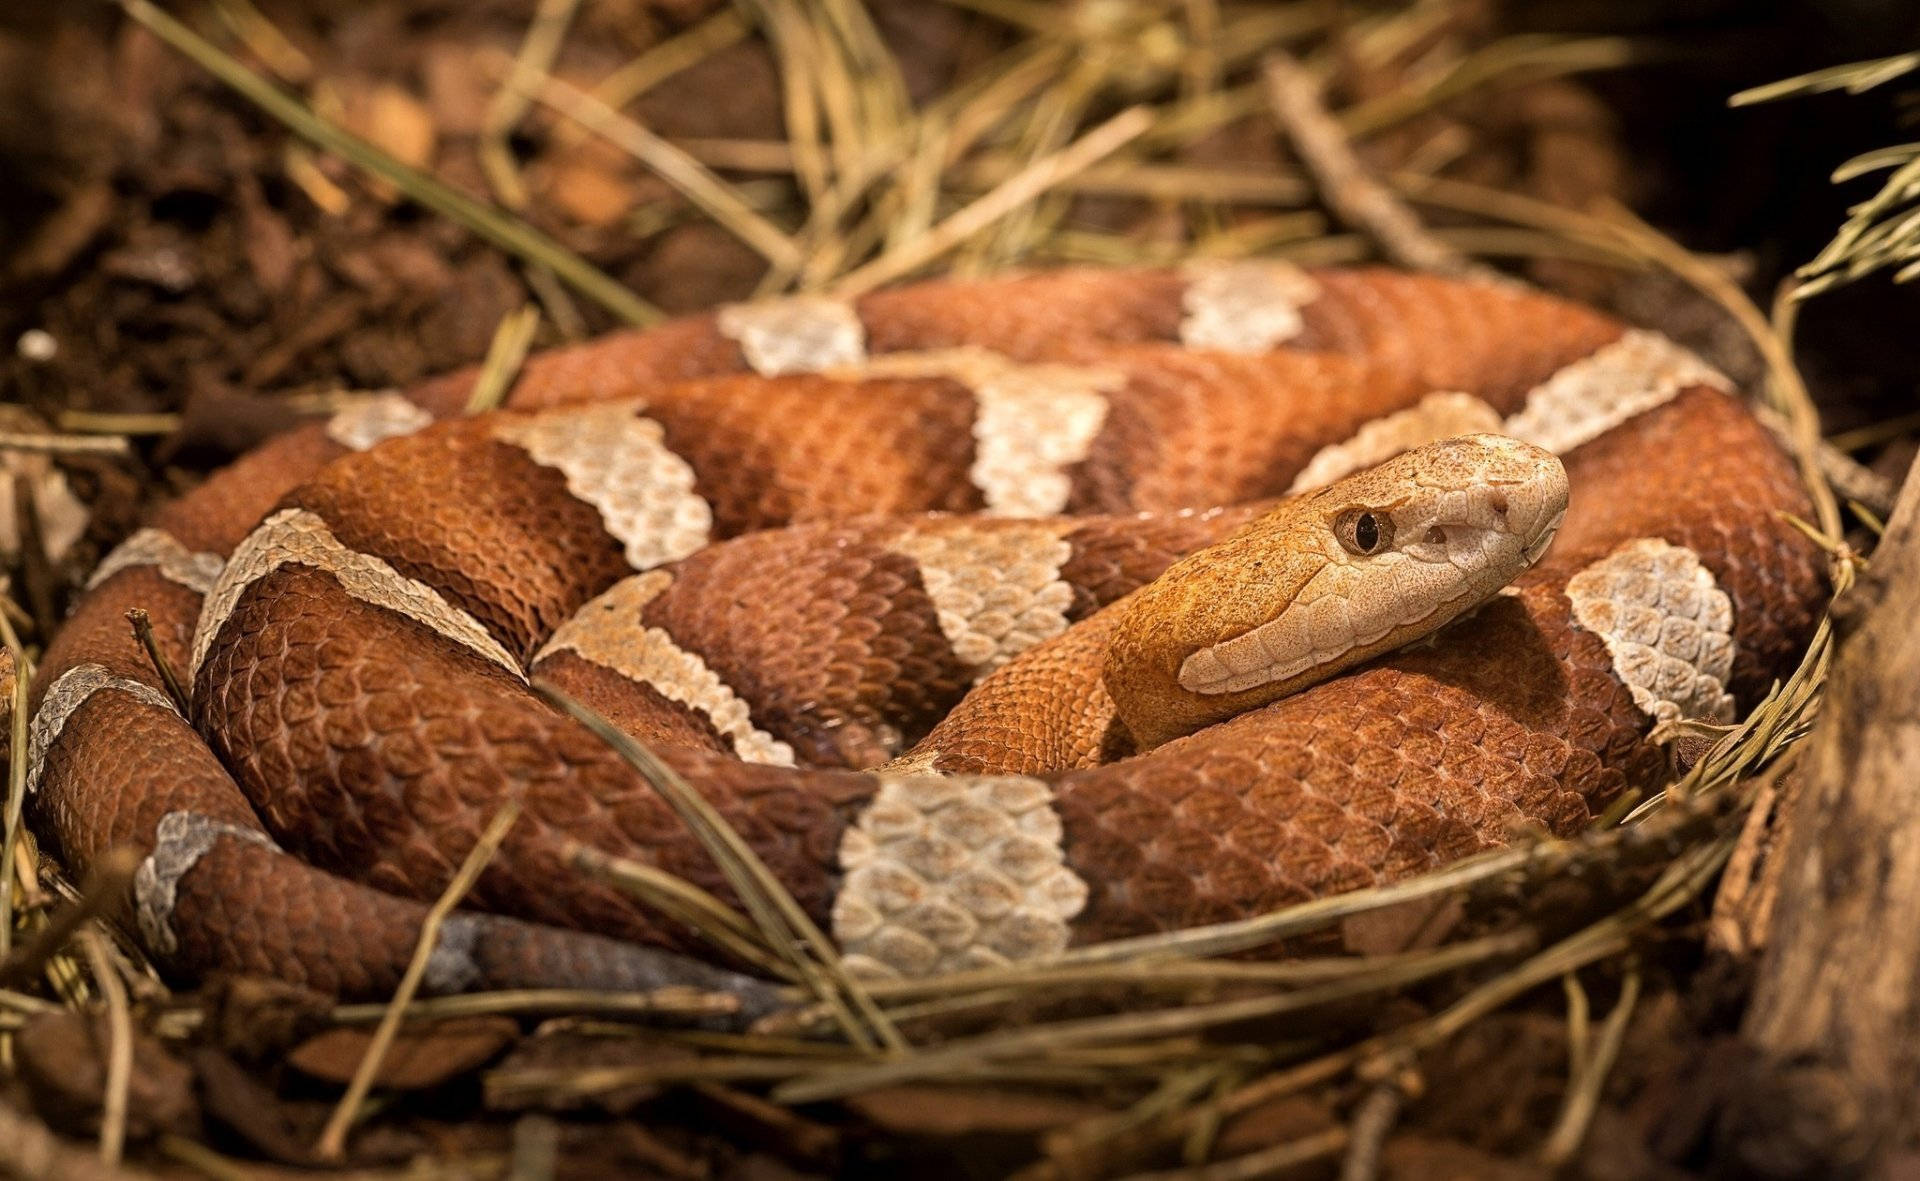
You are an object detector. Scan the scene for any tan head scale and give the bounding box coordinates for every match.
[1104,433,1569,749]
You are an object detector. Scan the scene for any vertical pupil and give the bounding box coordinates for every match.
[1355,513,1379,550]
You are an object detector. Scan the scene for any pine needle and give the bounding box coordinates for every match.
[79,927,132,1167]
[1729,52,1920,105]
[464,304,542,415]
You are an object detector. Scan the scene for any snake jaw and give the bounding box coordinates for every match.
[1106,434,1568,749]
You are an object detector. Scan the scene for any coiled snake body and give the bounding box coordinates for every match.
[30,264,1825,1003]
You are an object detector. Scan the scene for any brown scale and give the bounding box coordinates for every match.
[915,608,1135,777]
[535,649,735,759]
[1065,350,1427,512]
[1055,504,1271,616]
[402,267,1623,418]
[192,565,870,951]
[625,523,975,769]
[1290,270,1624,401]
[1053,585,1651,942]
[154,422,352,554]
[287,421,633,662]
[36,572,758,1001]
[409,317,749,416]
[642,373,985,535]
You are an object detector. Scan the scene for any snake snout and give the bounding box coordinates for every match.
[1400,433,1567,562]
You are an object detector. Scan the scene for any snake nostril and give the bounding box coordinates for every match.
[1487,491,1509,516]
[1426,526,1447,545]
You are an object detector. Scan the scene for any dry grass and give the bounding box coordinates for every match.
[0,1,1903,1176]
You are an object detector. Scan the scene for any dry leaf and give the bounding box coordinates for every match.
[288,1015,519,1090]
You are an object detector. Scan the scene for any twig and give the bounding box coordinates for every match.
[1341,34,1641,140]
[13,476,58,640]
[79,927,132,1168]
[315,800,522,1160]
[0,848,142,990]
[1263,52,1482,278]
[1539,962,1641,1166]
[1827,409,1920,453]
[829,105,1155,295]
[519,263,585,341]
[464,304,542,416]
[1340,1071,1412,1181]
[211,0,312,83]
[852,931,1533,1004]
[118,0,660,326]
[672,137,1315,207]
[125,610,189,715]
[1045,834,1582,968]
[1562,972,1593,1081]
[1730,52,1920,105]
[1597,203,1842,540]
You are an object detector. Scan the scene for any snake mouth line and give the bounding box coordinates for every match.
[1524,506,1568,565]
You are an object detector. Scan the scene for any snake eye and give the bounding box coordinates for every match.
[1336,509,1393,556]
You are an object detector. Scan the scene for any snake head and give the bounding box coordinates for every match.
[1105,433,1568,749]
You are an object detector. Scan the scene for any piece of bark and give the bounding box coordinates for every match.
[1726,450,1920,1176]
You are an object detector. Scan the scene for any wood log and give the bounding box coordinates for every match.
[1727,450,1920,1177]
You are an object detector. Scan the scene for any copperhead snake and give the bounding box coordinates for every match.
[28,263,1825,1007]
